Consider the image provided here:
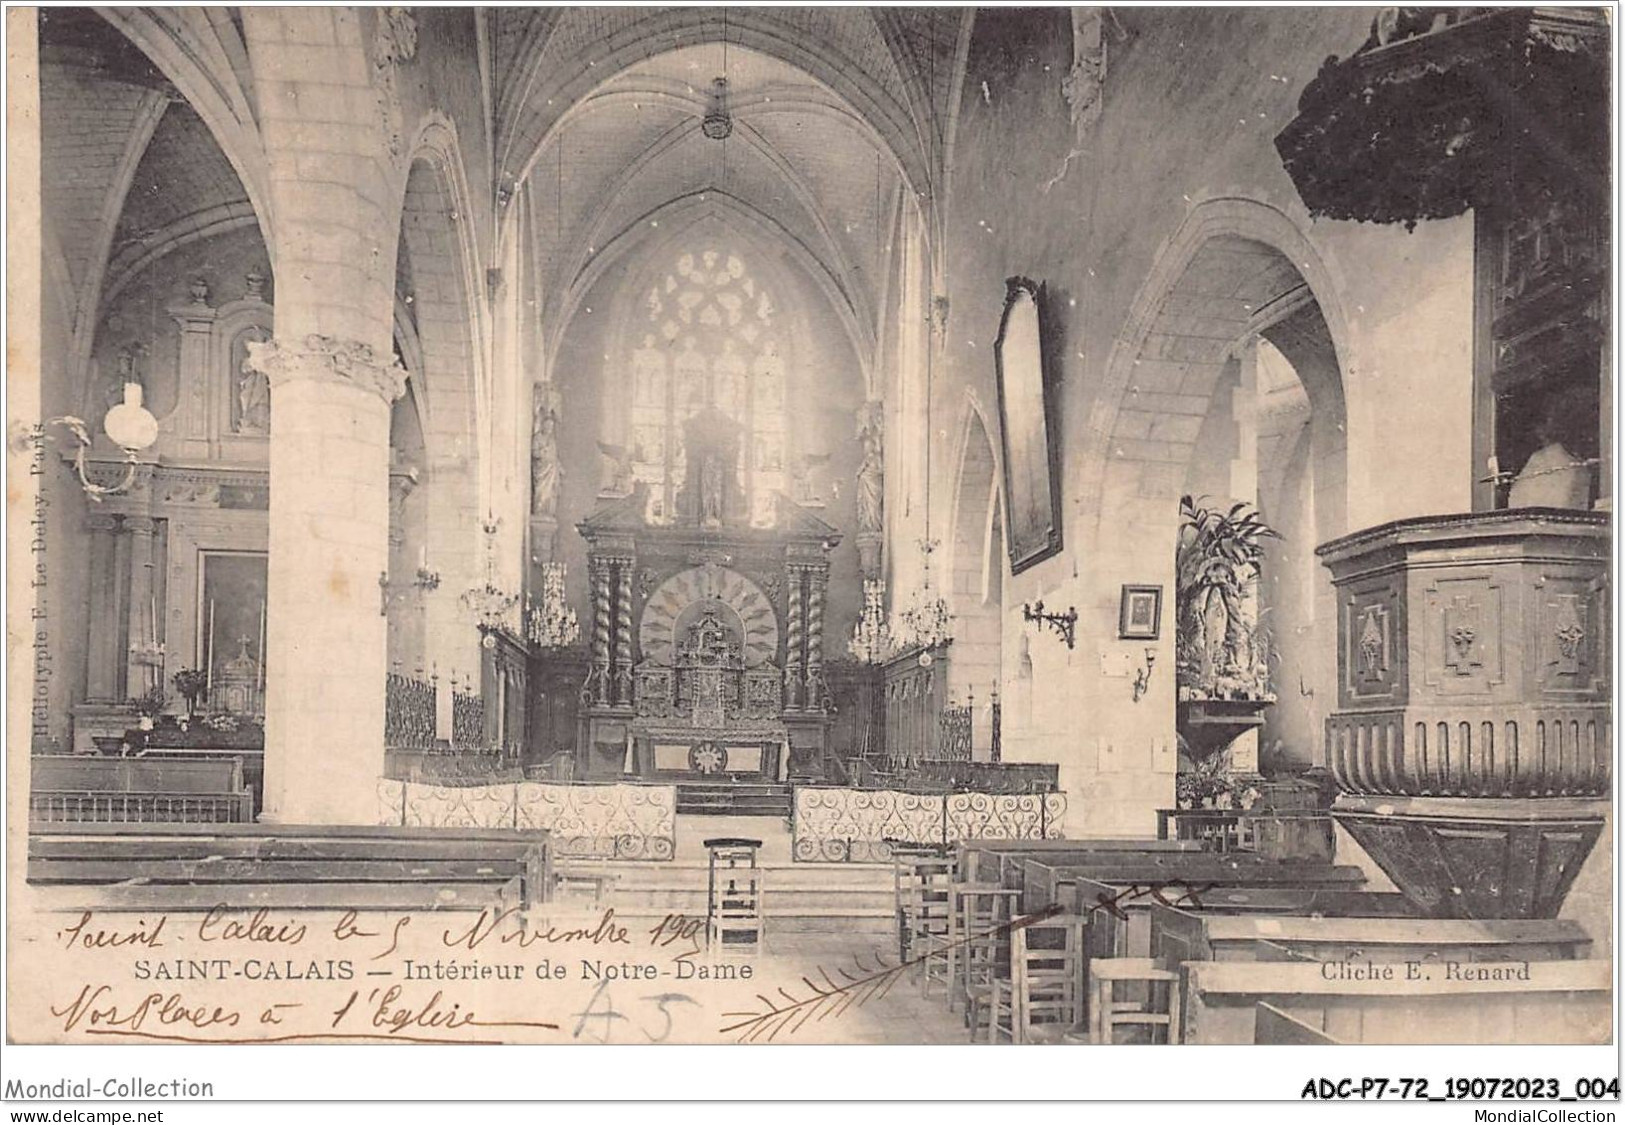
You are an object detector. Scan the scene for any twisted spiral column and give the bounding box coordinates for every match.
[591,558,611,705]
[805,565,826,709]
[614,559,634,707]
[784,566,804,710]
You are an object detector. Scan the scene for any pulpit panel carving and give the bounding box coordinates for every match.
[1534,576,1606,695]
[1341,580,1405,707]
[1422,577,1504,696]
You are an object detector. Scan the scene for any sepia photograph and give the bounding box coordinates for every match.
[1,1,1617,1110]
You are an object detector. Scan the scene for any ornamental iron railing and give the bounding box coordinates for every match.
[790,785,1066,863]
[377,778,676,861]
[384,672,437,751]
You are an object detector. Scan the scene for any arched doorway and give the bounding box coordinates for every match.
[1088,201,1351,780]
[947,400,1004,759]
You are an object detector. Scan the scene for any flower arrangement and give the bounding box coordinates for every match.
[171,668,208,718]
[1174,741,1262,811]
[1175,495,1281,702]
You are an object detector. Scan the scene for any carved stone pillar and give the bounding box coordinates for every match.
[784,565,805,710]
[83,512,123,702]
[169,298,217,456]
[246,334,405,825]
[122,515,159,703]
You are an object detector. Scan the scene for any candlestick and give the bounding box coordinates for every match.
[257,598,267,692]
[206,598,216,697]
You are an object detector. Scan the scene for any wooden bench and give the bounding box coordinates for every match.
[30,755,253,825]
[957,838,1199,884]
[27,822,552,913]
[1018,854,1367,916]
[1254,1001,1341,1044]
[1150,909,1593,967]
[1183,958,1611,1044]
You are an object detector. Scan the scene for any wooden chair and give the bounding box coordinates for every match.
[892,848,955,968]
[950,882,1020,1019]
[1088,957,1181,1044]
[987,914,1087,1043]
[704,837,764,957]
[552,867,619,905]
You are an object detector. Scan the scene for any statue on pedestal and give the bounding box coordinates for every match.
[855,400,884,534]
[530,383,563,516]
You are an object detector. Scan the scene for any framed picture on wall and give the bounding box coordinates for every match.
[994,276,1063,574]
[1118,584,1163,640]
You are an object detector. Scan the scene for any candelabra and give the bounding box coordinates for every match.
[460,517,520,642]
[526,561,580,649]
[848,577,894,664]
[892,538,954,657]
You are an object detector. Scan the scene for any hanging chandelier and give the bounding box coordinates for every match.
[701,77,733,140]
[460,517,520,643]
[892,538,954,657]
[848,577,894,664]
[525,561,580,649]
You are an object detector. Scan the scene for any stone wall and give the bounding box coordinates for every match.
[932,9,1478,834]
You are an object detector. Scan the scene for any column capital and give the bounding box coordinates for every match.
[122,515,157,535]
[245,334,406,405]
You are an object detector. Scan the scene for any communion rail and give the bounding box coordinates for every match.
[790,784,1067,863]
[377,777,675,861]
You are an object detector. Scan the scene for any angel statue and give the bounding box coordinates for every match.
[789,450,831,504]
[597,440,636,497]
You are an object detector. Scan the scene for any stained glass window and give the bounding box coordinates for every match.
[630,248,788,526]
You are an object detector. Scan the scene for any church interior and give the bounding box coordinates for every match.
[17,6,1614,1046]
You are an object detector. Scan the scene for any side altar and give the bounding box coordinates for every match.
[575,407,840,782]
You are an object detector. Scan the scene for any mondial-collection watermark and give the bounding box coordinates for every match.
[4,1078,215,1100]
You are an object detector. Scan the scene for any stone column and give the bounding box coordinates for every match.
[122,515,158,702]
[247,335,405,825]
[784,566,804,710]
[83,512,123,702]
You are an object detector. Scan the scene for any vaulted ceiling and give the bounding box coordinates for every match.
[522,43,909,354]
[489,7,973,364]
[38,7,975,377]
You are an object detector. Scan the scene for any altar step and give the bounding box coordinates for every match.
[552,859,895,936]
[674,781,792,818]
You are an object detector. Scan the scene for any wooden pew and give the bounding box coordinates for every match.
[30,755,253,824]
[1150,909,1593,967]
[27,822,552,913]
[1182,959,1611,1044]
[1019,854,1367,916]
[1254,1001,1342,1044]
[957,838,1199,885]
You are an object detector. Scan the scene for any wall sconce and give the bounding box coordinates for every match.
[1023,600,1077,650]
[379,566,441,616]
[27,382,160,500]
[1132,648,1157,702]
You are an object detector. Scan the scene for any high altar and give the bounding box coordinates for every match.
[575,406,839,781]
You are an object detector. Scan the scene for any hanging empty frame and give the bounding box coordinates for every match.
[994,276,1063,573]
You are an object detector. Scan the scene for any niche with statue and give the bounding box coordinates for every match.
[1174,494,1280,758]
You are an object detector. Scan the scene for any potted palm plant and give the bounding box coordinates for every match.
[1175,495,1281,755]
